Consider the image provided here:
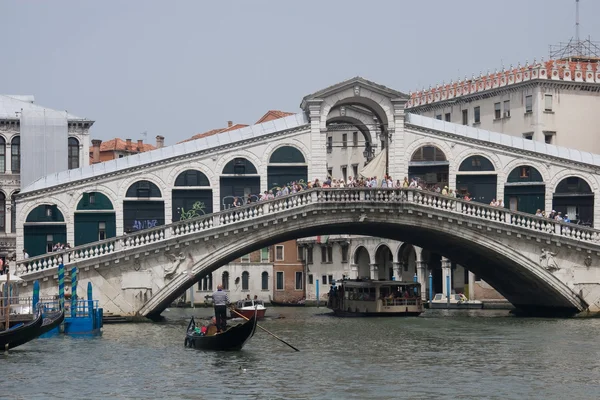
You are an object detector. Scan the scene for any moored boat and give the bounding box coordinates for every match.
[429,293,483,309]
[38,309,66,336]
[231,299,266,319]
[0,308,44,351]
[184,310,258,351]
[327,279,424,317]
[269,296,306,307]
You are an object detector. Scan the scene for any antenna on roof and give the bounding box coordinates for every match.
[576,0,580,44]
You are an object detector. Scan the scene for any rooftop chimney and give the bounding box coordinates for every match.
[91,139,101,164]
[156,135,165,149]
[137,139,144,152]
[126,138,132,151]
[227,120,233,128]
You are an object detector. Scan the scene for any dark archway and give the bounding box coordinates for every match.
[505,166,545,214]
[409,145,449,188]
[267,146,307,193]
[353,246,370,279]
[553,177,594,225]
[457,155,497,203]
[123,180,164,233]
[24,205,66,257]
[398,243,416,282]
[374,244,393,280]
[172,170,213,222]
[74,192,116,246]
[220,158,260,210]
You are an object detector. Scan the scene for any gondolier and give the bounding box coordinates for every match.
[212,284,229,332]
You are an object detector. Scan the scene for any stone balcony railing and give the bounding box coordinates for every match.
[15,188,600,278]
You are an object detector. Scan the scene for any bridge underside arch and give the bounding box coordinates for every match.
[142,209,584,319]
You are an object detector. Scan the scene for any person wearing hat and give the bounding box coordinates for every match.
[441,186,448,195]
[564,214,571,223]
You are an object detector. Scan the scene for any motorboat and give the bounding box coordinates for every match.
[231,299,266,320]
[327,279,424,317]
[429,293,483,309]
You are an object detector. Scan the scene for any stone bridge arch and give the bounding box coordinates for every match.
[137,200,586,319]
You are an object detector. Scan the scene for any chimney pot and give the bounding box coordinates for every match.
[137,139,144,151]
[91,139,101,163]
[156,135,165,149]
[126,138,132,151]
[227,120,233,128]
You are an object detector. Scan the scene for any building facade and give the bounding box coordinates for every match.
[0,94,92,264]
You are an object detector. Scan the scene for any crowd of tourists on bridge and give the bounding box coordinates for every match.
[535,209,571,223]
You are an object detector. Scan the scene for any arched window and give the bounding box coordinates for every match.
[222,158,258,175]
[125,180,162,198]
[269,146,306,163]
[68,137,80,170]
[11,136,20,173]
[11,191,18,233]
[0,192,5,232]
[261,271,269,290]
[458,156,495,172]
[410,145,447,162]
[0,137,5,173]
[242,271,249,290]
[222,271,229,290]
[174,170,210,186]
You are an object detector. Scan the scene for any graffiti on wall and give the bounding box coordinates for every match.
[179,201,206,221]
[133,219,159,231]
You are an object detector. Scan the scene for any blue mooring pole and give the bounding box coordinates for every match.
[446,274,451,305]
[71,267,77,318]
[428,272,433,303]
[87,282,93,318]
[316,279,319,308]
[413,273,418,296]
[33,280,40,311]
[58,263,65,311]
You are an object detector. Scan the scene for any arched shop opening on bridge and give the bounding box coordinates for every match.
[123,180,164,233]
[553,177,594,225]
[374,244,393,280]
[24,205,66,257]
[456,155,497,203]
[353,246,370,279]
[504,165,545,214]
[398,243,417,281]
[172,170,213,222]
[74,192,116,246]
[267,146,307,193]
[409,145,448,188]
[220,157,260,210]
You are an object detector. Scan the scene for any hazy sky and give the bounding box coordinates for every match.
[3,0,599,145]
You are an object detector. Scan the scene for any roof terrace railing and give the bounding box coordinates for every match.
[15,188,600,277]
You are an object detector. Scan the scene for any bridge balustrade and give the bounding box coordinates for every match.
[16,188,600,277]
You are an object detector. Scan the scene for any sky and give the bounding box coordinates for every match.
[2,0,600,146]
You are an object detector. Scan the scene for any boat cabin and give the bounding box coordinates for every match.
[327,279,423,317]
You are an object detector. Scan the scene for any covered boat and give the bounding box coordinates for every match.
[327,279,424,317]
[429,293,483,309]
[184,310,258,351]
[231,299,266,319]
[269,296,305,307]
[0,309,44,351]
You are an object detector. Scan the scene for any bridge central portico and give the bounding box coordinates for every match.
[12,76,600,317]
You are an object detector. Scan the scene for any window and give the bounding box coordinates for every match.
[520,166,531,178]
[68,137,80,170]
[545,134,553,144]
[241,271,249,290]
[328,275,333,284]
[474,106,481,123]
[435,114,442,120]
[89,193,96,204]
[544,94,552,111]
[276,271,284,290]
[46,234,54,253]
[295,272,303,290]
[342,133,347,148]
[308,274,314,285]
[321,246,327,263]
[352,131,358,147]
[471,157,481,167]
[98,222,106,241]
[222,271,229,290]
[11,136,20,173]
[327,136,333,153]
[11,192,18,233]
[523,133,533,140]
[341,246,348,263]
[261,247,269,262]
[352,165,358,178]
[327,246,333,263]
[45,205,52,217]
[0,193,4,230]
[444,113,451,122]
[0,137,5,173]
[322,275,327,285]
[503,100,510,117]
[297,246,304,261]
[494,102,501,119]
[306,247,313,264]
[462,109,468,125]
[241,253,250,262]
[341,166,347,182]
[275,245,284,261]
[261,271,269,290]
[327,168,332,178]
[525,95,533,113]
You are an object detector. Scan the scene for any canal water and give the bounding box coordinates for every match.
[2,308,600,399]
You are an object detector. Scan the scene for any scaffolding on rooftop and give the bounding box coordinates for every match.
[549,37,600,62]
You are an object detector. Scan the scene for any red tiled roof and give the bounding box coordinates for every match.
[90,138,156,153]
[255,110,294,124]
[179,124,249,144]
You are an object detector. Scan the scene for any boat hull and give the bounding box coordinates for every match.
[0,311,44,351]
[429,302,483,310]
[332,309,422,317]
[231,308,266,320]
[185,314,257,351]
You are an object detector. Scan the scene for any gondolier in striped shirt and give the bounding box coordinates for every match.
[212,284,229,333]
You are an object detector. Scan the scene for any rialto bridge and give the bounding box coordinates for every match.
[11,77,600,317]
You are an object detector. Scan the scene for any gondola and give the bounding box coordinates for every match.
[184,309,258,351]
[269,296,306,307]
[0,308,44,351]
[38,309,65,336]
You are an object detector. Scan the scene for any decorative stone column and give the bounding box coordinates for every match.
[369,263,379,280]
[388,98,407,181]
[545,185,553,218]
[441,257,452,297]
[5,141,11,174]
[306,99,327,181]
[393,261,402,281]
[416,260,427,301]
[5,201,11,235]
[349,264,358,280]
[468,271,476,300]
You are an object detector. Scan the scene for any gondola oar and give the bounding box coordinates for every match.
[229,308,299,352]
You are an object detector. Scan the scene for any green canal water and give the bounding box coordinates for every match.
[2,308,600,399]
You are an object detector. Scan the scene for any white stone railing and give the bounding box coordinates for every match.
[15,188,600,277]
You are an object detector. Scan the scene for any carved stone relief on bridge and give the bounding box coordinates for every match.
[540,248,560,272]
[164,251,189,279]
